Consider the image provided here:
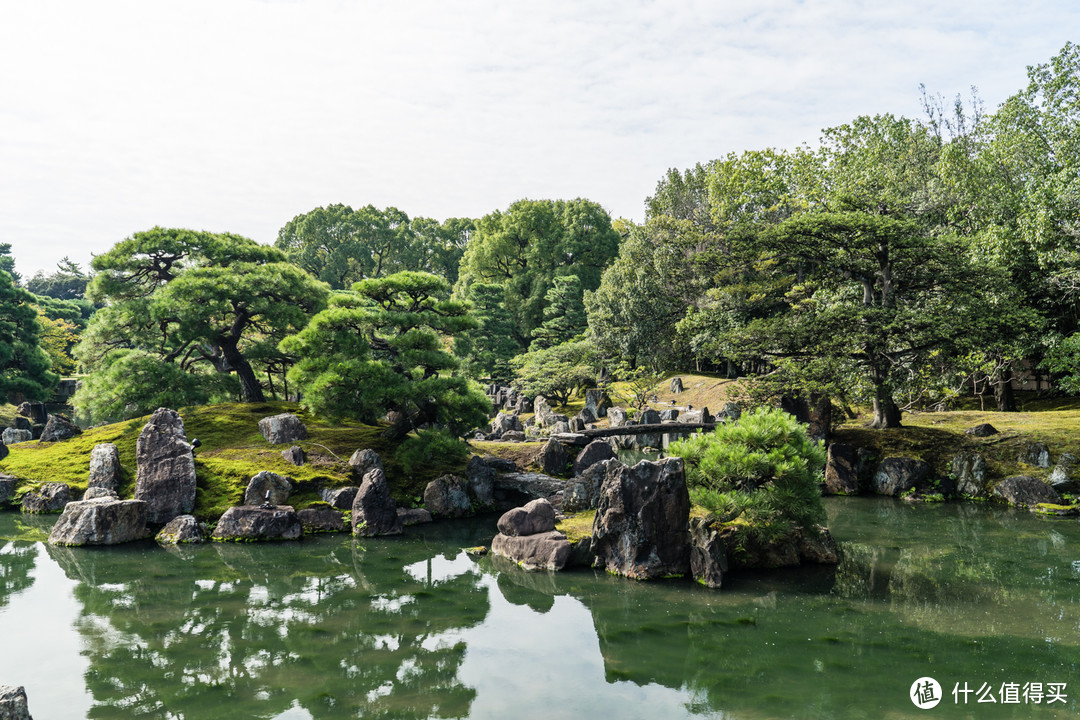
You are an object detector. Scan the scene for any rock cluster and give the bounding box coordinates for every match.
[491,498,571,571]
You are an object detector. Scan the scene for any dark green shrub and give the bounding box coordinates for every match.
[393,428,470,477]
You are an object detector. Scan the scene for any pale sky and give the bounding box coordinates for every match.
[2,0,1078,279]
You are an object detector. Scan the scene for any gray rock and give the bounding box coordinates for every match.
[717,402,742,422]
[38,414,81,443]
[13,416,31,432]
[352,468,402,536]
[21,482,70,513]
[584,389,611,418]
[482,455,520,473]
[397,507,433,526]
[639,408,661,425]
[320,486,359,509]
[0,684,33,720]
[348,448,384,480]
[591,458,691,580]
[965,423,999,437]
[681,408,713,424]
[533,397,556,427]
[258,413,308,445]
[497,498,556,536]
[156,515,208,544]
[17,401,47,424]
[568,417,585,433]
[243,471,293,506]
[550,420,571,435]
[501,431,526,442]
[88,443,122,492]
[573,439,617,475]
[281,446,306,466]
[871,457,930,496]
[607,407,629,427]
[48,497,148,546]
[0,475,15,507]
[2,428,31,445]
[82,487,118,500]
[423,474,472,518]
[491,530,571,571]
[670,377,683,394]
[298,506,346,533]
[951,452,989,497]
[659,408,679,422]
[466,456,495,509]
[823,443,860,495]
[577,407,596,424]
[134,408,197,525]
[564,459,620,513]
[490,412,522,437]
[993,476,1062,508]
[536,437,571,476]
[493,471,567,505]
[212,505,302,541]
[689,516,728,588]
[1048,453,1080,494]
[1019,442,1052,468]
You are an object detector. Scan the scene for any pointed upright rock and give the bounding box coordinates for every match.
[135,408,197,525]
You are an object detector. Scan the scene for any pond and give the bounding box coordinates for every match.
[1,498,1078,719]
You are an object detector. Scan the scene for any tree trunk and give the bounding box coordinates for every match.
[220,340,265,403]
[869,368,902,428]
[994,367,1017,412]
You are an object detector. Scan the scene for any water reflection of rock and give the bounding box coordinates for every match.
[0,540,36,609]
[45,534,491,719]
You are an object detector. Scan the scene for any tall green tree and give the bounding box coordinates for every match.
[0,268,57,401]
[529,274,586,351]
[0,244,20,285]
[452,282,519,383]
[26,257,90,300]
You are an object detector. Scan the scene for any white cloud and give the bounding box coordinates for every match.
[1,0,1078,277]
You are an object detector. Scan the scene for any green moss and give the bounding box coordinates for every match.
[555,511,595,543]
[0,403,19,428]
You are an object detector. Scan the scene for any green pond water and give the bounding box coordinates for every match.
[1,498,1079,719]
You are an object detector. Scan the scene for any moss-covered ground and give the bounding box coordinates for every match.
[0,402,470,522]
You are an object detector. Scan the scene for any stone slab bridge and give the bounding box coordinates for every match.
[551,422,716,447]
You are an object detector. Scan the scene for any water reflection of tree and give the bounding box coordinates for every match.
[0,540,37,609]
[46,534,490,720]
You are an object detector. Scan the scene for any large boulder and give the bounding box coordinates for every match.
[491,531,572,571]
[659,408,679,422]
[258,413,308,445]
[573,439,617,475]
[320,486,359,509]
[211,505,302,541]
[155,515,208,544]
[823,443,860,495]
[38,414,81,443]
[0,685,33,720]
[0,475,15,507]
[533,397,557,427]
[497,498,556,536]
[21,483,70,514]
[584,389,611,418]
[717,402,742,422]
[465,456,495,509]
[1,428,31,445]
[689,516,729,589]
[564,458,620,513]
[490,412,522,438]
[243,471,293,506]
[681,407,713,424]
[590,458,691,580]
[398,507,433,526]
[993,476,1062,508]
[88,443,123,493]
[424,474,472,518]
[83,487,118,500]
[639,408,661,425]
[669,377,683,394]
[607,407,629,428]
[352,468,402,536]
[536,437,571,476]
[48,497,148,546]
[134,408,197,525]
[951,452,989,497]
[1048,453,1080,494]
[1018,442,1052,468]
[348,448,384,480]
[871,457,930,496]
[298,506,346,534]
[965,423,998,437]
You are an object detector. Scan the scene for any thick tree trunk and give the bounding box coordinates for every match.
[994,368,1017,412]
[220,340,265,403]
[869,367,902,428]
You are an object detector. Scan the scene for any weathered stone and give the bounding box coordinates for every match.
[492,471,566,506]
[670,377,683,394]
[21,482,70,513]
[606,406,629,427]
[584,389,611,418]
[48,497,148,546]
[533,397,556,427]
[257,413,308,445]
[717,402,742,422]
[348,448,384,480]
[577,407,596,425]
[951,452,989,497]
[564,459,620,513]
[397,507,433,526]
[823,443,860,495]
[19,401,47,424]
[1048,453,1080,494]
[568,417,585,433]
[320,486,359,509]
[38,414,81,443]
[13,416,31,432]
[490,412,522,437]
[573,439,617,475]
[680,408,713,424]
[0,475,15,507]
[550,420,571,435]
[482,455,520,473]
[689,516,728,588]
[965,423,999,437]
[871,457,930,496]
[244,471,293,506]
[501,431,526,442]
[1018,442,1052,468]
[639,408,661,425]
[212,505,302,541]
[135,408,197,525]
[497,498,556,536]
[536,437,571,476]
[352,468,402,536]
[155,515,208,544]
[82,487,118,500]
[993,476,1062,508]
[1,428,31,445]
[466,456,495,509]
[281,445,306,466]
[298,506,346,534]
[0,684,33,720]
[424,474,472,518]
[591,458,691,580]
[491,530,571,571]
[88,443,122,492]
